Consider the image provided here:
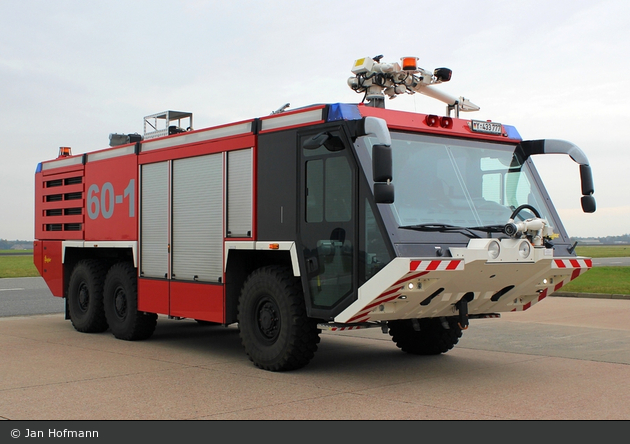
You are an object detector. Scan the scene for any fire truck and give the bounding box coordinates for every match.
[33,55,596,371]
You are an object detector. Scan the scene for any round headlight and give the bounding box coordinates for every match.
[519,241,531,258]
[488,240,500,259]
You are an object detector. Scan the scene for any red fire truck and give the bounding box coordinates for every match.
[33,55,596,371]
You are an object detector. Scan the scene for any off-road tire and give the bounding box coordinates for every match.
[237,266,320,371]
[388,317,462,355]
[103,262,157,341]
[67,259,108,333]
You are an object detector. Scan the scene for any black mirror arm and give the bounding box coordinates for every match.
[519,139,596,213]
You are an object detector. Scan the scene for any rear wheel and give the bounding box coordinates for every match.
[388,317,462,355]
[237,266,320,371]
[67,259,108,333]
[103,262,157,341]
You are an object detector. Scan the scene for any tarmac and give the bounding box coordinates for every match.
[1,294,629,421]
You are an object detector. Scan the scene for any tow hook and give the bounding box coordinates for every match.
[455,293,474,330]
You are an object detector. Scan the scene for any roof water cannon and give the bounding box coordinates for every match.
[348,55,480,116]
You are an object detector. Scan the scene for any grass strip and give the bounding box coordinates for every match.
[574,245,630,258]
[558,266,630,295]
[0,255,40,278]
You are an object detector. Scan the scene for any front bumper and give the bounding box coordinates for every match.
[334,240,592,324]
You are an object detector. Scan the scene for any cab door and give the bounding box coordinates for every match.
[299,129,357,319]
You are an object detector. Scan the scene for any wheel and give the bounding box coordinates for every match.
[67,259,108,333]
[388,317,462,355]
[103,262,157,341]
[237,266,320,371]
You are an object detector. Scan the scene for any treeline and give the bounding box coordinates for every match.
[572,234,630,244]
[0,239,33,250]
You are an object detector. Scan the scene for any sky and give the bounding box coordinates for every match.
[1,0,629,241]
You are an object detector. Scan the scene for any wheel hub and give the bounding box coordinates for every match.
[257,300,279,340]
[114,287,127,319]
[78,283,89,312]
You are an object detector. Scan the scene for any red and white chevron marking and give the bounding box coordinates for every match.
[553,258,593,269]
[410,259,464,272]
[511,258,592,312]
[328,326,364,331]
[346,259,463,323]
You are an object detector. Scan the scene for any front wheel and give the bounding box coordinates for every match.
[388,317,462,355]
[67,259,108,333]
[237,266,320,371]
[103,262,157,341]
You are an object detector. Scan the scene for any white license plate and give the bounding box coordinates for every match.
[471,120,503,135]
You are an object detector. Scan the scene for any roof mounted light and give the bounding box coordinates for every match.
[401,57,418,71]
[58,147,72,158]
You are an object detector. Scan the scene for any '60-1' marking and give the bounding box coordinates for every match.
[87,179,135,220]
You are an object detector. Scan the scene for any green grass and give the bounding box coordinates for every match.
[558,266,630,295]
[574,245,630,258]
[0,249,34,254]
[0,255,40,278]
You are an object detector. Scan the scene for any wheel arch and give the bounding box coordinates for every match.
[62,242,137,299]
[224,245,298,324]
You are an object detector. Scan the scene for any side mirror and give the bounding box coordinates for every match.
[372,144,394,203]
[372,144,392,182]
[581,195,596,213]
[580,164,594,195]
[374,182,395,204]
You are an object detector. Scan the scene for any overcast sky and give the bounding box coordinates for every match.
[2,0,629,241]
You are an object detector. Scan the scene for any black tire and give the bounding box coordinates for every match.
[237,266,320,371]
[388,317,462,355]
[103,262,157,341]
[67,259,108,333]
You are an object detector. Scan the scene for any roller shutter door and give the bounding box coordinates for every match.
[227,148,252,238]
[140,162,169,278]
[172,154,223,282]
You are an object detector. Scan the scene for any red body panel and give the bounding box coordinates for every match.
[169,281,224,323]
[137,279,169,315]
[35,166,86,241]
[33,241,43,277]
[84,154,138,241]
[357,104,520,142]
[40,241,63,297]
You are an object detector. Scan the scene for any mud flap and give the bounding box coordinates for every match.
[455,292,474,330]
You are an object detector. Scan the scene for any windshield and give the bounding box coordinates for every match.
[363,132,554,230]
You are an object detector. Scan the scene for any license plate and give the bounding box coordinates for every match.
[470,120,503,135]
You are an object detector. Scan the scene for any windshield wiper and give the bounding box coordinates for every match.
[467,224,507,234]
[399,223,507,238]
[399,224,481,238]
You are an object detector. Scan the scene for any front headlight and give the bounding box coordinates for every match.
[488,240,500,259]
[518,241,531,258]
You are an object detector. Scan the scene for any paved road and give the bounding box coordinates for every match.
[0,297,628,420]
[0,277,63,317]
[592,257,630,266]
[1,274,629,420]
